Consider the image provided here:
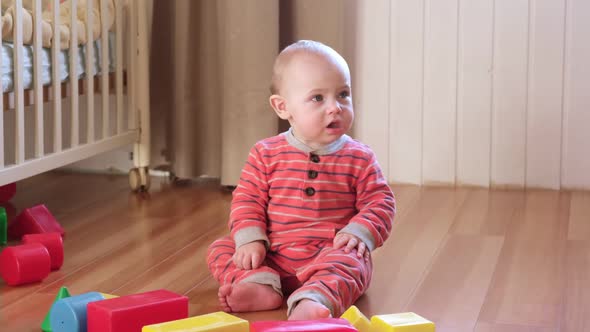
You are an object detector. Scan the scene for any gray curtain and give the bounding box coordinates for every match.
[149,0,349,186]
[150,0,279,185]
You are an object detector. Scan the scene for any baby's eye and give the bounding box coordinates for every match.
[312,95,324,102]
[338,91,350,99]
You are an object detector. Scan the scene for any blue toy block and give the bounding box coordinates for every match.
[50,292,105,332]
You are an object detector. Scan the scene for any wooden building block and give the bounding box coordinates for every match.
[0,182,16,202]
[99,293,119,299]
[0,243,51,286]
[42,286,71,332]
[50,292,106,332]
[341,305,371,332]
[87,289,189,332]
[142,312,249,332]
[370,312,435,332]
[23,232,64,270]
[1,207,6,245]
[250,318,357,331]
[8,204,65,239]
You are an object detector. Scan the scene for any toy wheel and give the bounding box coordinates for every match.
[129,167,150,192]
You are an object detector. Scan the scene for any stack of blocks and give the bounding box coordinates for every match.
[41,286,435,332]
[341,306,435,332]
[0,204,65,286]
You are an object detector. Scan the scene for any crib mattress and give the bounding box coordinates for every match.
[1,33,116,93]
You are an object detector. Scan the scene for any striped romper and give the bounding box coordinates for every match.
[207,129,396,316]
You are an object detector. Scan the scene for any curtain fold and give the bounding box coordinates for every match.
[150,0,278,185]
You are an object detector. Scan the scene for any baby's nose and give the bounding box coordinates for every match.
[327,102,343,114]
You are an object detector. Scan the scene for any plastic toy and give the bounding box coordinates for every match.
[86,289,189,332]
[250,318,358,331]
[341,305,371,332]
[0,182,16,202]
[142,311,249,332]
[8,204,65,239]
[49,292,105,332]
[22,232,64,270]
[99,293,119,299]
[0,243,50,285]
[1,206,6,245]
[370,312,435,332]
[42,286,71,332]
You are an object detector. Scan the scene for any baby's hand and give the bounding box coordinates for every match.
[233,241,266,270]
[333,233,370,262]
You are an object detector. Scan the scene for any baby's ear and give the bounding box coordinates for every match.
[269,94,290,120]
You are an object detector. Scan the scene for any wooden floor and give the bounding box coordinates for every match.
[1,172,589,332]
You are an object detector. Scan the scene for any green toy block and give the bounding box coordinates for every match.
[370,312,435,332]
[341,305,371,332]
[42,286,72,332]
[1,207,7,245]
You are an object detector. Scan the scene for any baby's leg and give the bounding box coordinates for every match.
[207,236,283,312]
[288,298,332,320]
[287,245,373,319]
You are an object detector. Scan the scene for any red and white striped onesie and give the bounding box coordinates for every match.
[207,129,396,316]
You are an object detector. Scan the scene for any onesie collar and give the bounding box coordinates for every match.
[283,128,350,155]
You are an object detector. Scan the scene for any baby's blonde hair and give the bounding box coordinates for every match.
[270,40,348,95]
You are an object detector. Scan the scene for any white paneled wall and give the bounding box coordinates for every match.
[352,0,391,176]
[388,0,425,185]
[491,0,528,188]
[353,0,590,190]
[422,0,458,185]
[457,0,493,187]
[562,0,590,190]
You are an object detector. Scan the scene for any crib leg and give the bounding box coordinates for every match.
[129,0,151,192]
[129,167,150,192]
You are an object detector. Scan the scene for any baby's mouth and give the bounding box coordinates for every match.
[327,121,340,129]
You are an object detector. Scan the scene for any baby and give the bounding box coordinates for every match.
[207,40,396,320]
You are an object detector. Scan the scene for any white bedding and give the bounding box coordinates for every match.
[1,33,115,93]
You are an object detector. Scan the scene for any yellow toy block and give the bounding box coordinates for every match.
[142,311,249,332]
[341,305,371,332]
[370,312,435,332]
[99,293,119,299]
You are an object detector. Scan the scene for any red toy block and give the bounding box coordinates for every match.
[0,243,51,286]
[8,204,65,239]
[87,289,189,332]
[250,318,358,331]
[22,232,64,270]
[0,183,16,202]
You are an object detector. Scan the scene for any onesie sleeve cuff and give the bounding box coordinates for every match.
[233,227,270,249]
[337,223,377,252]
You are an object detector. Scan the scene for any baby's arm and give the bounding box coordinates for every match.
[233,240,266,270]
[337,151,396,252]
[229,144,271,265]
[333,232,370,261]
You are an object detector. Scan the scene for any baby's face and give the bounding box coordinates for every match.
[281,53,354,149]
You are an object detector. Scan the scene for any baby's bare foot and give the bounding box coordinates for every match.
[288,299,332,320]
[218,283,282,312]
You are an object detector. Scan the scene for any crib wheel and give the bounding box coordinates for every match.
[129,167,151,192]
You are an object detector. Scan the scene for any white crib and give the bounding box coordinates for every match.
[0,0,150,191]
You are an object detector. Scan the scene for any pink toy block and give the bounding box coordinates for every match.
[250,318,358,331]
[0,183,16,202]
[8,204,65,239]
[0,243,51,286]
[22,232,64,270]
[87,289,189,332]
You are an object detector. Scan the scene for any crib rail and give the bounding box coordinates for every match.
[0,0,150,187]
